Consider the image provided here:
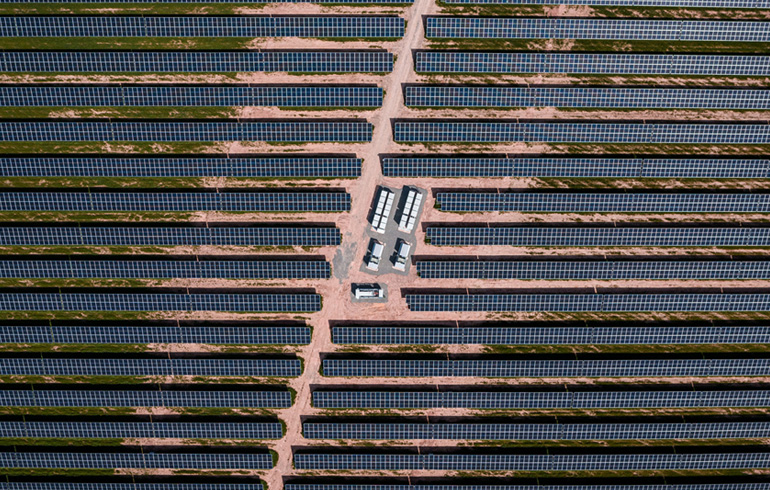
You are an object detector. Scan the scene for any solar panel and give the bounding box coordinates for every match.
[382,156,770,178]
[0,191,351,212]
[425,18,770,42]
[0,390,292,408]
[405,293,770,312]
[294,452,770,471]
[0,452,273,470]
[0,325,312,344]
[302,421,770,440]
[425,226,770,247]
[414,52,770,76]
[0,156,362,178]
[0,357,302,376]
[0,121,373,142]
[0,156,361,178]
[0,51,394,73]
[0,293,322,312]
[322,358,770,377]
[415,260,770,280]
[435,192,770,213]
[0,421,283,439]
[0,85,383,108]
[311,390,770,409]
[404,86,770,110]
[2,484,263,490]
[440,0,767,6]
[0,16,405,38]
[0,226,341,247]
[0,260,331,279]
[393,121,770,144]
[331,325,770,345]
[286,485,770,490]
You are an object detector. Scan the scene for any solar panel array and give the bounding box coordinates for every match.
[311,390,770,409]
[0,421,284,439]
[0,0,412,3]
[287,485,770,490]
[2,484,263,490]
[0,156,362,178]
[425,226,770,247]
[404,86,770,110]
[416,260,770,280]
[0,292,322,312]
[293,452,770,471]
[0,452,274,470]
[0,226,341,246]
[382,157,770,178]
[0,260,331,279]
[0,85,383,108]
[0,325,312,344]
[323,358,770,377]
[0,51,394,73]
[0,357,302,376]
[435,192,770,213]
[440,0,769,6]
[414,52,770,76]
[393,121,770,144]
[0,121,373,142]
[0,16,405,38]
[330,325,770,345]
[302,421,770,440]
[405,293,770,312]
[0,191,351,212]
[0,390,292,408]
[425,18,770,42]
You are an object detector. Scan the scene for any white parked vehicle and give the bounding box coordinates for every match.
[393,239,411,271]
[366,239,384,271]
[354,284,384,299]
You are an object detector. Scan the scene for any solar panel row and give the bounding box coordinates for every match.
[0,16,405,38]
[435,192,770,213]
[440,0,767,6]
[0,293,322,312]
[0,421,283,439]
[0,121,373,142]
[404,86,770,110]
[311,390,770,409]
[405,293,770,312]
[0,156,362,178]
[330,325,770,345]
[0,226,341,246]
[425,18,770,42]
[293,452,770,471]
[0,85,383,108]
[286,485,770,490]
[0,452,273,470]
[0,390,292,408]
[322,359,770,377]
[0,260,331,279]
[416,260,770,280]
[382,157,770,178]
[0,357,302,376]
[2,484,263,490]
[0,191,351,212]
[414,52,770,76]
[0,51,394,73]
[393,121,770,144]
[425,226,770,247]
[0,325,312,344]
[302,421,770,440]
